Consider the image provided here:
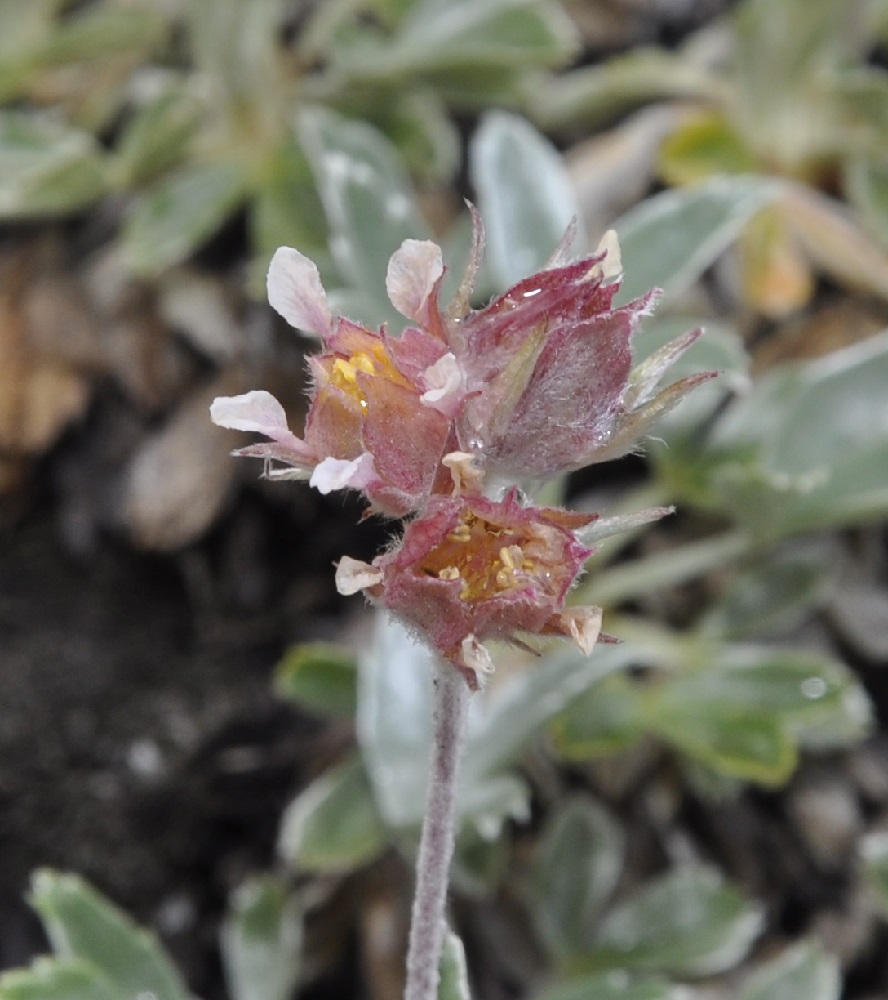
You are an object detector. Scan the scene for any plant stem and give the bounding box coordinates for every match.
[404,658,470,1000]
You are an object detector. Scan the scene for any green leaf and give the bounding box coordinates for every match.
[532,797,624,963]
[248,135,331,296]
[274,642,357,717]
[29,870,189,1000]
[0,958,116,1000]
[737,940,840,1000]
[124,161,248,276]
[356,616,439,829]
[550,671,646,761]
[358,615,528,840]
[470,111,581,288]
[656,698,795,786]
[376,89,460,181]
[707,329,888,537]
[186,0,288,108]
[357,617,530,835]
[845,155,888,250]
[536,972,680,1000]
[613,176,778,305]
[278,754,387,873]
[652,646,871,783]
[0,0,64,58]
[658,111,759,186]
[299,106,429,325]
[531,48,720,131]
[699,540,835,640]
[358,618,635,836]
[390,0,578,73]
[36,6,167,67]
[466,642,639,780]
[836,68,888,144]
[113,83,205,188]
[452,824,511,896]
[733,0,849,125]
[221,877,302,1000]
[859,831,888,918]
[583,866,763,977]
[0,113,107,217]
[0,0,64,104]
[438,927,471,1000]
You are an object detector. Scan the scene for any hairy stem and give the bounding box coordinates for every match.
[404,658,470,1000]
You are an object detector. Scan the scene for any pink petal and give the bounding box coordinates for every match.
[210,391,302,449]
[420,352,462,412]
[267,247,332,337]
[309,452,377,494]
[386,239,444,323]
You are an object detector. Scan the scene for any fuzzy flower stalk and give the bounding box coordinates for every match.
[211,209,713,999]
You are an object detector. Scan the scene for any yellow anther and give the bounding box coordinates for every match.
[439,566,461,580]
[449,523,471,542]
[332,358,357,383]
[351,352,377,375]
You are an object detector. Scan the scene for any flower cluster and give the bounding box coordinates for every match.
[212,211,713,688]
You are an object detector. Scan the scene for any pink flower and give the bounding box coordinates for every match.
[212,217,712,516]
[210,210,714,684]
[335,489,602,689]
[211,248,457,517]
[400,212,716,479]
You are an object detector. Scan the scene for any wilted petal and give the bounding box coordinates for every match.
[588,230,622,285]
[386,239,444,324]
[552,606,603,655]
[267,247,332,337]
[310,452,377,494]
[442,451,485,496]
[457,634,494,691]
[335,555,383,596]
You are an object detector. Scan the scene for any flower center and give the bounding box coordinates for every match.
[421,511,542,602]
[330,345,408,410]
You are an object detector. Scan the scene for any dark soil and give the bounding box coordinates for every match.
[0,472,381,998]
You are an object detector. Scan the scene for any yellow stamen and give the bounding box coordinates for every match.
[421,512,544,603]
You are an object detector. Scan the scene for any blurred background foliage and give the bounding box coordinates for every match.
[2,1,888,999]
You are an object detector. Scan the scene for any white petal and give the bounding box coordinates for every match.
[309,452,376,494]
[420,352,462,409]
[335,555,383,596]
[267,246,332,337]
[386,239,444,322]
[210,390,298,445]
